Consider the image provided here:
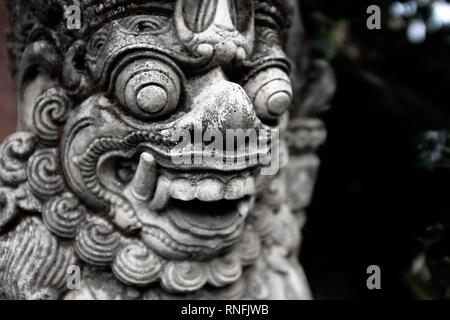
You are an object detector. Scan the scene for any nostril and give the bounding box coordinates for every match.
[244,68,293,121]
[267,91,291,116]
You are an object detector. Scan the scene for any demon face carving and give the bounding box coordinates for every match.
[0,0,334,300]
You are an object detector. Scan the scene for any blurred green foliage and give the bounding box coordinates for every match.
[302,0,450,132]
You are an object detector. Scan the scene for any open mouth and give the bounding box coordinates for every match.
[168,196,252,236]
[108,152,257,258]
[139,175,255,259]
[112,151,256,216]
[156,166,256,236]
[140,194,254,260]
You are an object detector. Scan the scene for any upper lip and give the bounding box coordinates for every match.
[139,142,271,172]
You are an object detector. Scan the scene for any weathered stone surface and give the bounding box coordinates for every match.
[0,0,335,299]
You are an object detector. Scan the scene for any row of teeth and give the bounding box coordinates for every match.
[168,176,256,202]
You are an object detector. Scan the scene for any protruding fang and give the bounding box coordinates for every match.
[237,199,250,218]
[149,176,172,211]
[129,152,157,201]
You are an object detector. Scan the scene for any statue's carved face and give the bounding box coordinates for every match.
[2,0,315,299]
[58,0,292,290]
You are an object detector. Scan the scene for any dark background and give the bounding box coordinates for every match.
[1,0,450,299]
[299,0,450,299]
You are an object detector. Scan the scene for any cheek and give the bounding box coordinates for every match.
[96,152,141,195]
[60,100,131,208]
[62,124,100,208]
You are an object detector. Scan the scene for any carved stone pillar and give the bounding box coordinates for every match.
[0,0,334,299]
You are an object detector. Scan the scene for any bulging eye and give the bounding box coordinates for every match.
[114,58,181,119]
[244,68,293,121]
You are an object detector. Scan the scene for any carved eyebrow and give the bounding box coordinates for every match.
[87,1,176,16]
[83,1,176,36]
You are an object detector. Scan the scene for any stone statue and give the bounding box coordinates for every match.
[0,0,335,299]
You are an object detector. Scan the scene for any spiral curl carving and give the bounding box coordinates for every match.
[27,148,65,199]
[43,192,86,238]
[112,242,163,286]
[207,254,242,287]
[33,88,71,146]
[0,132,37,186]
[75,217,120,266]
[161,261,207,293]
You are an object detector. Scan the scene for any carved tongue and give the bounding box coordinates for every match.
[168,199,243,234]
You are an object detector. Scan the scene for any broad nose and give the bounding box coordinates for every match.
[182,68,260,133]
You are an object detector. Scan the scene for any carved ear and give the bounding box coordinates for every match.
[16,40,61,132]
[16,39,92,132]
[62,41,93,100]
